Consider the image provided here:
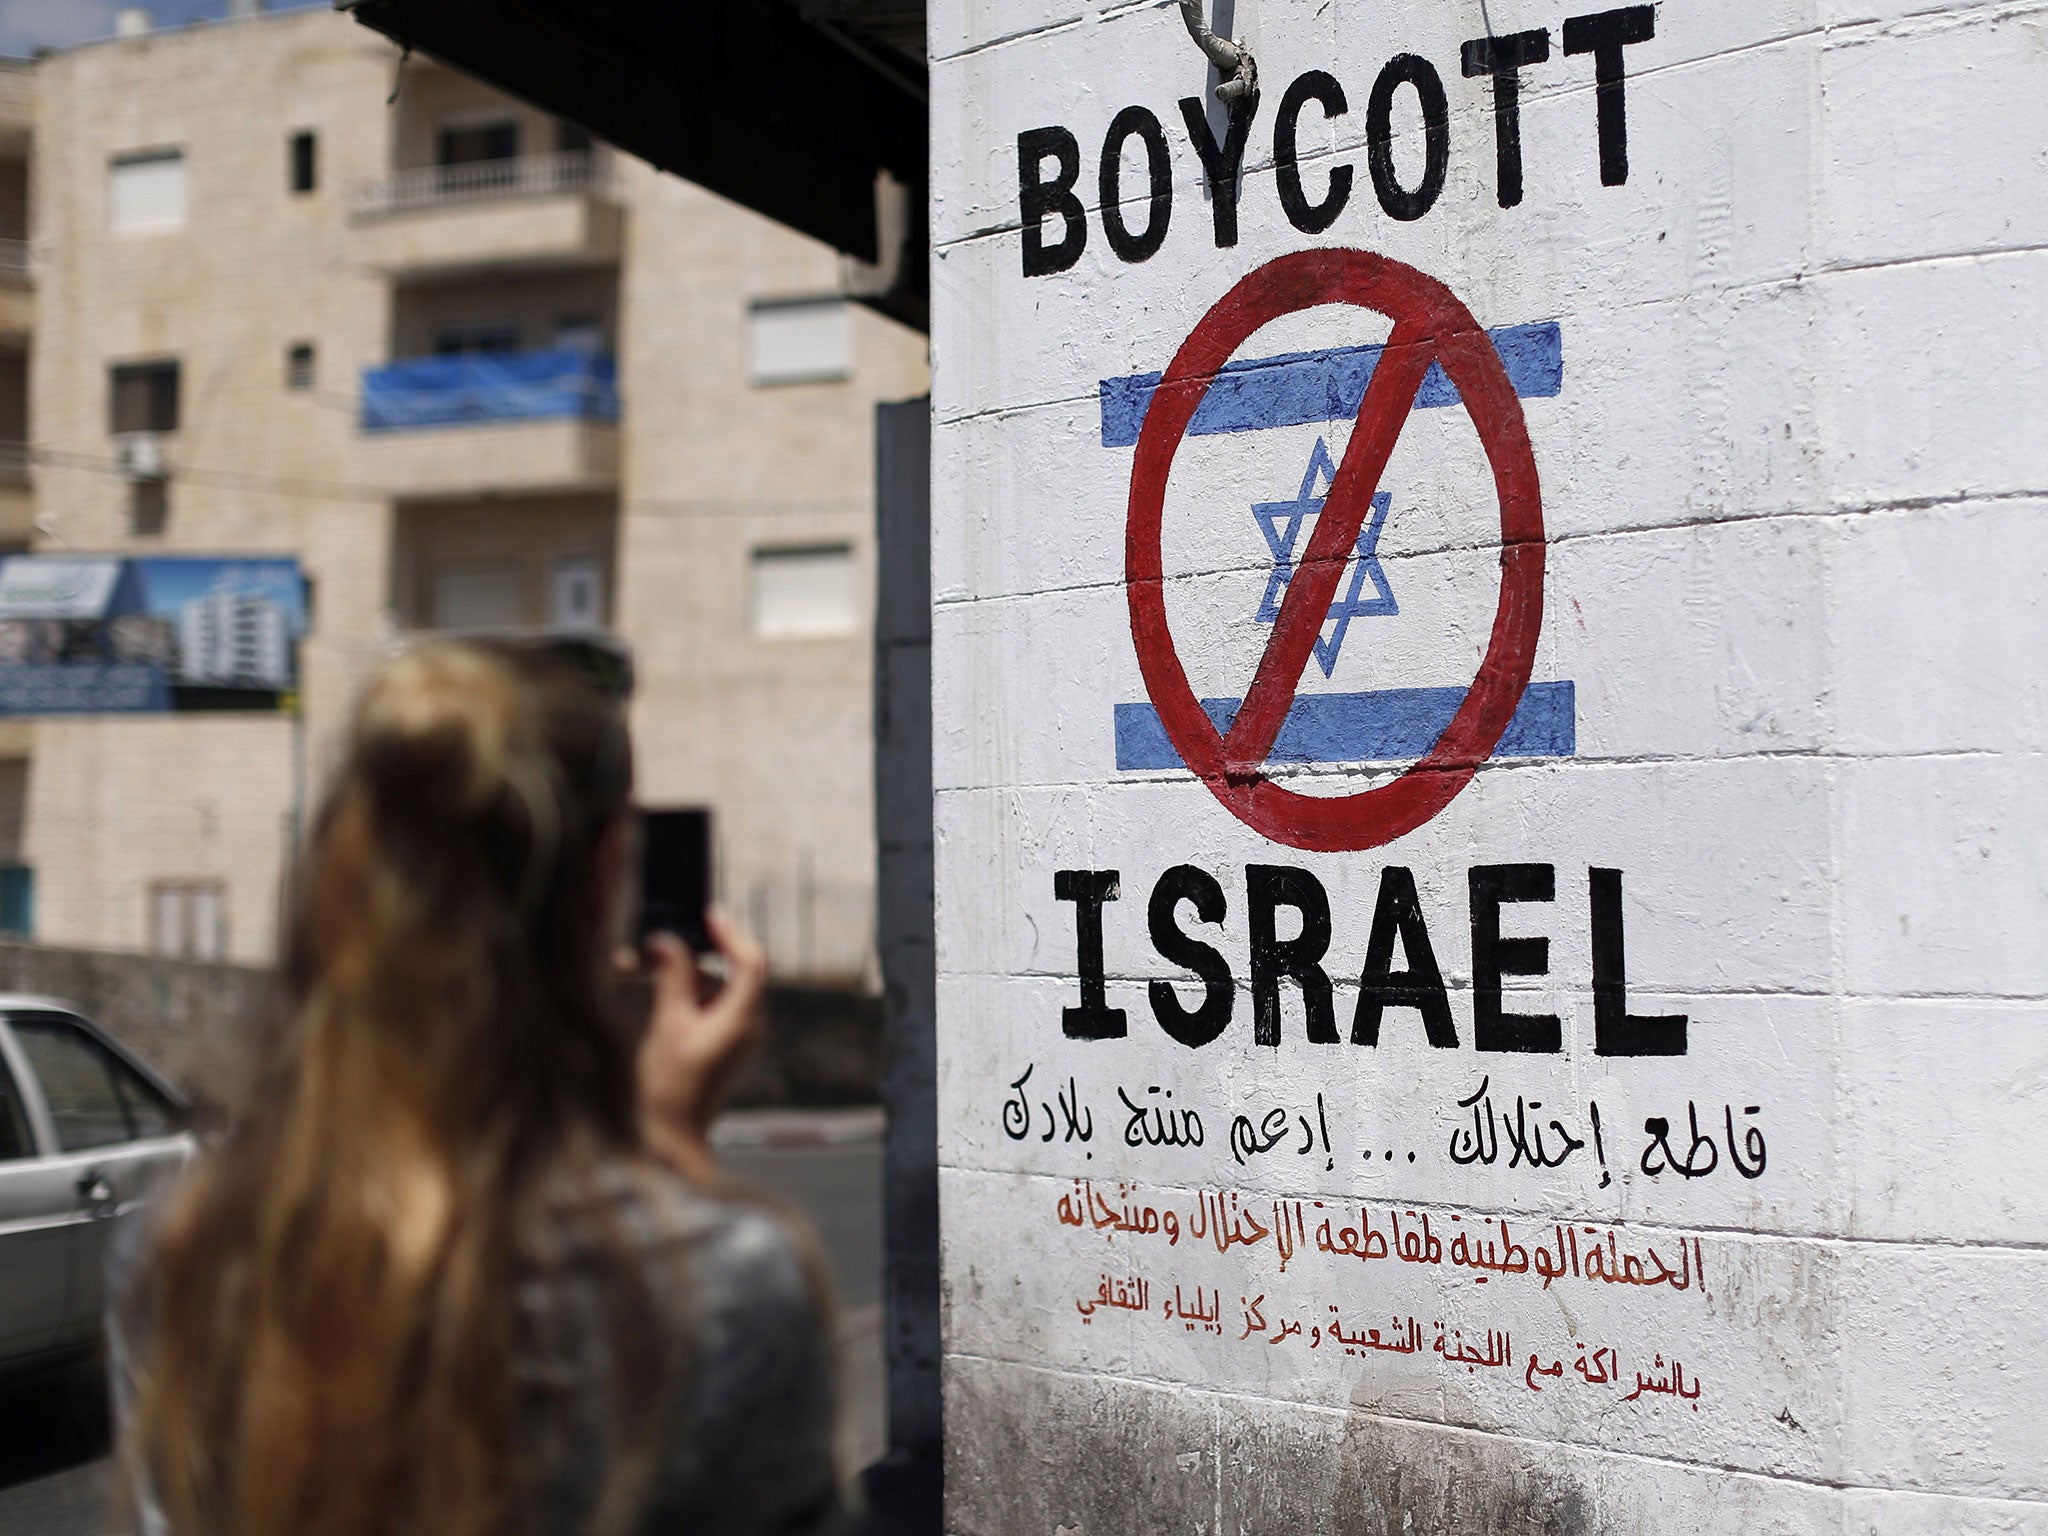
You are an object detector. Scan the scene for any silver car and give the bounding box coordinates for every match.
[0,998,194,1375]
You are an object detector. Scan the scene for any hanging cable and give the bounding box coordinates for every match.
[1177,0,1257,102]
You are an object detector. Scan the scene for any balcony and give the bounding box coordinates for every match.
[358,348,619,499]
[350,151,622,276]
[363,346,616,430]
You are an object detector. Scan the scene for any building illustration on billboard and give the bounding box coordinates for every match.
[0,555,306,714]
[176,584,293,689]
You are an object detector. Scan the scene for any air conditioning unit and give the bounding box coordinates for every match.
[113,431,166,481]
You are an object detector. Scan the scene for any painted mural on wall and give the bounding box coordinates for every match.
[933,0,2047,1527]
[0,555,307,714]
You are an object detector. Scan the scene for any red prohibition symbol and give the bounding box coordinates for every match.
[1125,248,1546,853]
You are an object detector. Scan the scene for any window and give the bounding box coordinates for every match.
[550,554,604,628]
[0,865,33,939]
[11,1016,127,1151]
[109,359,180,434]
[149,881,226,962]
[430,561,522,630]
[747,299,852,386]
[285,342,316,390]
[289,130,317,194]
[108,149,187,233]
[11,1015,178,1150]
[749,544,858,639]
[130,480,168,537]
[556,120,594,155]
[0,1051,31,1159]
[553,314,603,353]
[433,320,521,357]
[0,760,28,940]
[437,115,518,167]
[109,1055,176,1140]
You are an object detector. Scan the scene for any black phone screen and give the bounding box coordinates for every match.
[638,808,713,951]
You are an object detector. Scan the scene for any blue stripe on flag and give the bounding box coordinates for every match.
[1112,680,1576,771]
[1098,321,1562,449]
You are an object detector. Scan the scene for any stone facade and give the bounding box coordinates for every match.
[12,6,927,978]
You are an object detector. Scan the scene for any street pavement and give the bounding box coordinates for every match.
[0,1115,886,1535]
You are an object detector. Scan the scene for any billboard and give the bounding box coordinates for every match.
[0,555,308,715]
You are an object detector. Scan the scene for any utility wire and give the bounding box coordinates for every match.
[26,445,878,518]
[31,445,391,505]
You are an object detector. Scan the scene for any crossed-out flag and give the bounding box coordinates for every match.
[1098,322,1576,771]
[1252,435,1397,678]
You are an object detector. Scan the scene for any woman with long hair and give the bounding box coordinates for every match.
[116,639,844,1536]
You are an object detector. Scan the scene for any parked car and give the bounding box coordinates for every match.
[0,999,194,1376]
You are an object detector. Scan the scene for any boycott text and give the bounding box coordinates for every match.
[1019,4,1658,275]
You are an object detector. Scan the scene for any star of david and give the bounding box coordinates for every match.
[1252,436,1398,678]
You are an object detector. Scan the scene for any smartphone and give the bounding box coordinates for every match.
[637,808,713,951]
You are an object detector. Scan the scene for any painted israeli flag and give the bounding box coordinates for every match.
[1100,323,1576,772]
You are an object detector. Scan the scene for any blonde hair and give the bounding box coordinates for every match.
[128,640,640,1536]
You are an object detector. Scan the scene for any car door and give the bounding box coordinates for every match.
[5,1012,193,1348]
[0,1029,71,1364]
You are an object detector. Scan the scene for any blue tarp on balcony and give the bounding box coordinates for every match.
[360,347,619,431]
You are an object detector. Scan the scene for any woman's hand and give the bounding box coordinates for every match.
[634,910,768,1180]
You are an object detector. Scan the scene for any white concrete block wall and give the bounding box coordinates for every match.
[929,1,2048,1529]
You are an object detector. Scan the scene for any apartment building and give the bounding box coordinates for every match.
[10,5,927,977]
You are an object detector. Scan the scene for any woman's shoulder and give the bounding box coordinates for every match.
[529,1154,814,1301]
[515,1154,843,1534]
[517,1152,830,1394]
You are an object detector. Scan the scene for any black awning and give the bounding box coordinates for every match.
[341,0,928,330]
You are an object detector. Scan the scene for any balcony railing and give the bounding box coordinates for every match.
[361,347,619,432]
[353,150,610,218]
[0,240,28,278]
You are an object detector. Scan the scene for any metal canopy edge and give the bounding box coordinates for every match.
[338,0,930,332]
